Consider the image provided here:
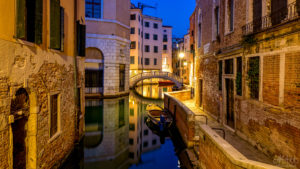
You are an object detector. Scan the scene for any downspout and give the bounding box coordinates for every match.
[73,0,79,142]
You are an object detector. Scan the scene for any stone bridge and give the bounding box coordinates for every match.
[129,72,183,89]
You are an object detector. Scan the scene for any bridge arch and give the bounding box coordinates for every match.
[130,72,183,89]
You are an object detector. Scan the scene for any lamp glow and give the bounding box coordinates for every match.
[179,53,185,58]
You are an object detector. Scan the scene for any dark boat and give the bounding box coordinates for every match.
[145,104,173,136]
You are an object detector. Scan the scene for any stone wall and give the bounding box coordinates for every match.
[0,38,85,168]
[86,34,130,97]
[164,91,195,147]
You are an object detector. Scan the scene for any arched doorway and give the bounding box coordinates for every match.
[10,88,30,169]
[85,47,104,95]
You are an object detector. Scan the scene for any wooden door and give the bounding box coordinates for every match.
[226,79,235,129]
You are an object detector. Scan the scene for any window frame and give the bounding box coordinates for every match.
[48,92,61,141]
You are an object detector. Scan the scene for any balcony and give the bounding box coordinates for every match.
[242,2,300,35]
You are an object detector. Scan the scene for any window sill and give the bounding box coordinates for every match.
[14,38,37,47]
[48,131,62,144]
[224,30,234,36]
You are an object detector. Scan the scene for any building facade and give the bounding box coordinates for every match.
[130,6,173,78]
[85,0,131,97]
[193,0,300,168]
[162,26,173,73]
[0,0,86,168]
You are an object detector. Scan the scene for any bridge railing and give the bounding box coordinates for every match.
[130,71,183,87]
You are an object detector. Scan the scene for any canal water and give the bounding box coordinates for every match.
[63,84,183,169]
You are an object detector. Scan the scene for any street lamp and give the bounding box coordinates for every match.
[178,52,185,78]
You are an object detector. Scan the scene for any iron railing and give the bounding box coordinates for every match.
[242,2,300,35]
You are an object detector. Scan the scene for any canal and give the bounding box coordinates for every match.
[62,83,184,169]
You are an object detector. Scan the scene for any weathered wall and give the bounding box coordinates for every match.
[164,92,195,147]
[86,34,130,96]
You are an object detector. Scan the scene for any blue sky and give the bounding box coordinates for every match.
[131,0,196,38]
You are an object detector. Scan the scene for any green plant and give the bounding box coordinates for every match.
[241,34,257,48]
[247,57,260,99]
[236,72,242,96]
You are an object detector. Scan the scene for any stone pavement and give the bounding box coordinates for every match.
[182,100,277,166]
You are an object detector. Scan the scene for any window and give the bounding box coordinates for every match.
[153,34,158,40]
[144,129,148,136]
[50,94,59,137]
[129,123,135,131]
[248,57,260,99]
[236,57,242,96]
[226,0,234,32]
[270,0,287,25]
[138,28,140,35]
[130,41,136,49]
[143,141,148,148]
[119,64,125,92]
[145,45,150,52]
[138,15,140,22]
[16,0,43,44]
[129,138,134,145]
[219,61,222,90]
[154,46,158,53]
[163,34,168,42]
[163,45,167,50]
[145,33,150,39]
[85,0,101,18]
[164,30,167,32]
[50,0,64,50]
[130,108,134,116]
[130,27,135,34]
[77,22,86,57]
[119,99,125,128]
[154,58,157,65]
[213,6,220,39]
[225,59,233,74]
[145,21,150,27]
[198,9,202,47]
[152,139,157,145]
[145,58,150,65]
[129,152,134,159]
[130,56,135,64]
[153,23,158,28]
[130,14,136,20]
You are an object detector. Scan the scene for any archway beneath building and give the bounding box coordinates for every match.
[85,47,105,95]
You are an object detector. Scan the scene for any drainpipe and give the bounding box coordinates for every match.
[73,0,79,142]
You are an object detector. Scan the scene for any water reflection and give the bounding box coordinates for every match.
[83,84,178,169]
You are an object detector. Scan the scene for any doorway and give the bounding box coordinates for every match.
[11,88,29,169]
[225,79,235,129]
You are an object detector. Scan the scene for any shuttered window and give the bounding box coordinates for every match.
[50,94,59,138]
[50,0,64,51]
[77,21,86,56]
[16,0,43,44]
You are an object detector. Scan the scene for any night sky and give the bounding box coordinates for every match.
[131,0,196,38]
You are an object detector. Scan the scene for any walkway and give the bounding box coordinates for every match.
[182,100,276,166]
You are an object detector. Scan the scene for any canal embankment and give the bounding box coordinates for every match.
[164,90,284,169]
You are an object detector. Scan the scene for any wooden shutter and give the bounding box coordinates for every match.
[50,0,61,49]
[271,0,287,25]
[16,0,26,39]
[35,0,43,44]
[60,7,64,51]
[77,22,86,57]
[253,0,262,32]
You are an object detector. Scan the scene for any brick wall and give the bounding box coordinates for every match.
[284,52,300,109]
[263,55,280,106]
[164,93,195,147]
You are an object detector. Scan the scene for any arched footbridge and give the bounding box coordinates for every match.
[130,72,183,89]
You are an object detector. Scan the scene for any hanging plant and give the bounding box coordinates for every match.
[236,72,242,96]
[241,34,257,48]
[247,57,260,99]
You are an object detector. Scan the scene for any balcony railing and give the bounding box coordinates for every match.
[242,2,300,35]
